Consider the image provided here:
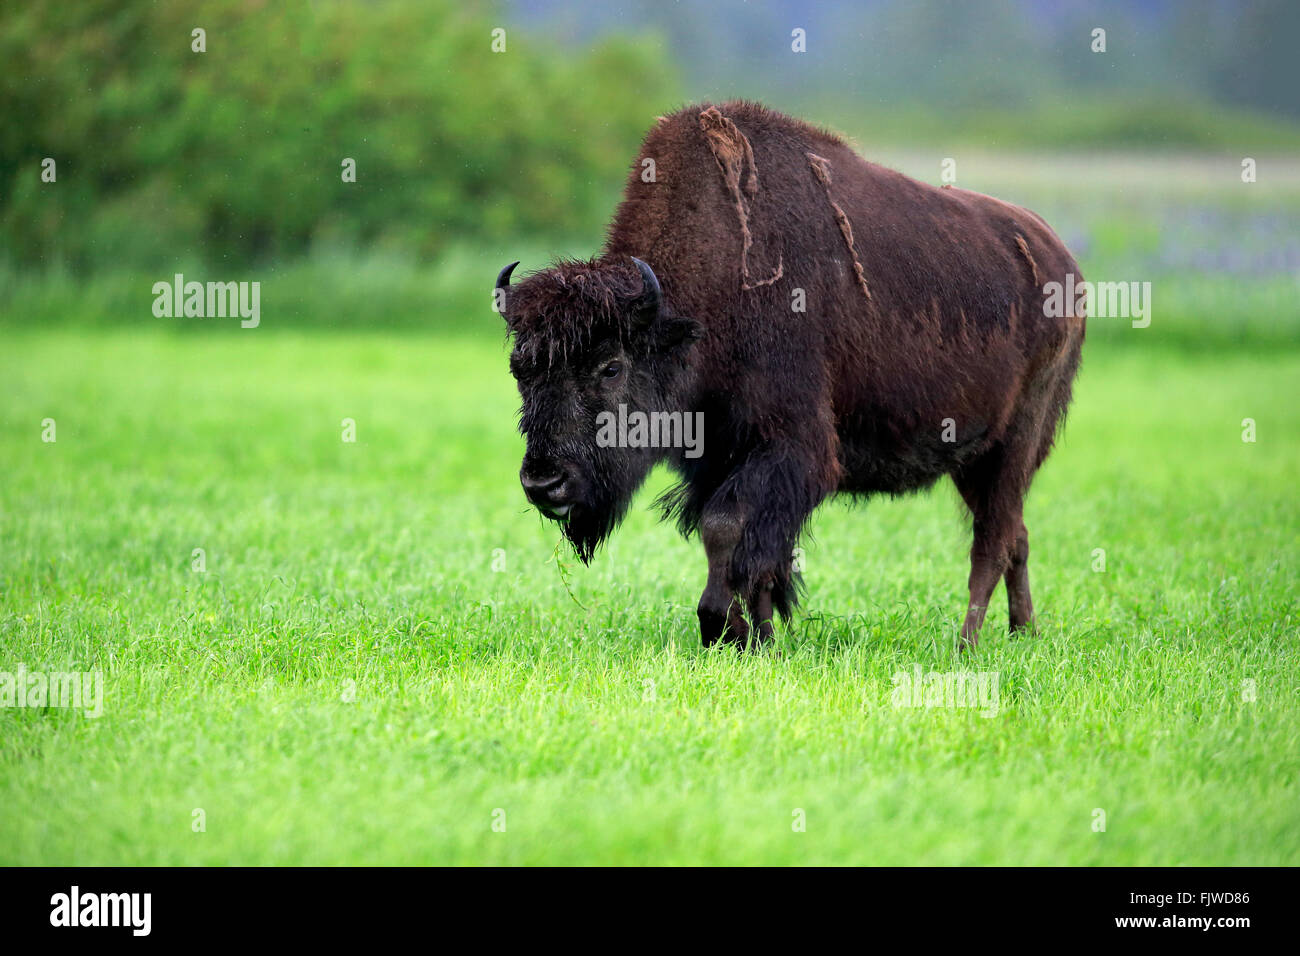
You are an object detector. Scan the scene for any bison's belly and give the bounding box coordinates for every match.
[835,413,991,496]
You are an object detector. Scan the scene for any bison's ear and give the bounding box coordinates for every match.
[628,256,699,353]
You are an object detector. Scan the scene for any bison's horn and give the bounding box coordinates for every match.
[630,256,661,317]
[496,260,520,290]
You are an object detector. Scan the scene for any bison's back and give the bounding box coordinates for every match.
[605,102,1084,491]
[607,100,1078,345]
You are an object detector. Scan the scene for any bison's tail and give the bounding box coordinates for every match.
[1036,322,1085,470]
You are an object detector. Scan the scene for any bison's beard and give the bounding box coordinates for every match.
[558,454,651,563]
[560,497,629,564]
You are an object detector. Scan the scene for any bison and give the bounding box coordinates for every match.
[495,101,1084,648]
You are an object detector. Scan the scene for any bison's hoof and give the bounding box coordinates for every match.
[697,606,728,647]
[698,604,749,648]
[1009,612,1036,635]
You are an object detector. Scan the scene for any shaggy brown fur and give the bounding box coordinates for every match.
[499,100,1085,648]
[699,106,784,289]
[806,151,871,300]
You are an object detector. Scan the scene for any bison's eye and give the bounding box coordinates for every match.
[601,361,622,380]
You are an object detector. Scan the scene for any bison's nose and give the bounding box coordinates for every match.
[520,466,571,517]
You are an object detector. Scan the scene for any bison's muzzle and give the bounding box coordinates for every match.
[519,460,574,520]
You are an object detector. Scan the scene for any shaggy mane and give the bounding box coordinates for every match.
[505,258,648,367]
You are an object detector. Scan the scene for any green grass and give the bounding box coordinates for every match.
[0,326,1296,865]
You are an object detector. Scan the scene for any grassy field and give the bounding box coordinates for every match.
[1,325,1297,865]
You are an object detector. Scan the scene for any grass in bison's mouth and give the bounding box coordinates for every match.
[0,327,1296,865]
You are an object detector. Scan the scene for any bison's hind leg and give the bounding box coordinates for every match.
[952,337,1082,647]
[1001,331,1083,637]
[953,439,1039,648]
[1005,518,1034,632]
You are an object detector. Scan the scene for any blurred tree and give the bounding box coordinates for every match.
[0,0,678,271]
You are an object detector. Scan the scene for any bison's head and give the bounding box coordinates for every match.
[496,256,701,562]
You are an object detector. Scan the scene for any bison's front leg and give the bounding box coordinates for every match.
[695,447,828,649]
[697,511,749,647]
[696,514,781,648]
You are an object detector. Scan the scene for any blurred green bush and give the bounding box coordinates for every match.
[0,0,677,273]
